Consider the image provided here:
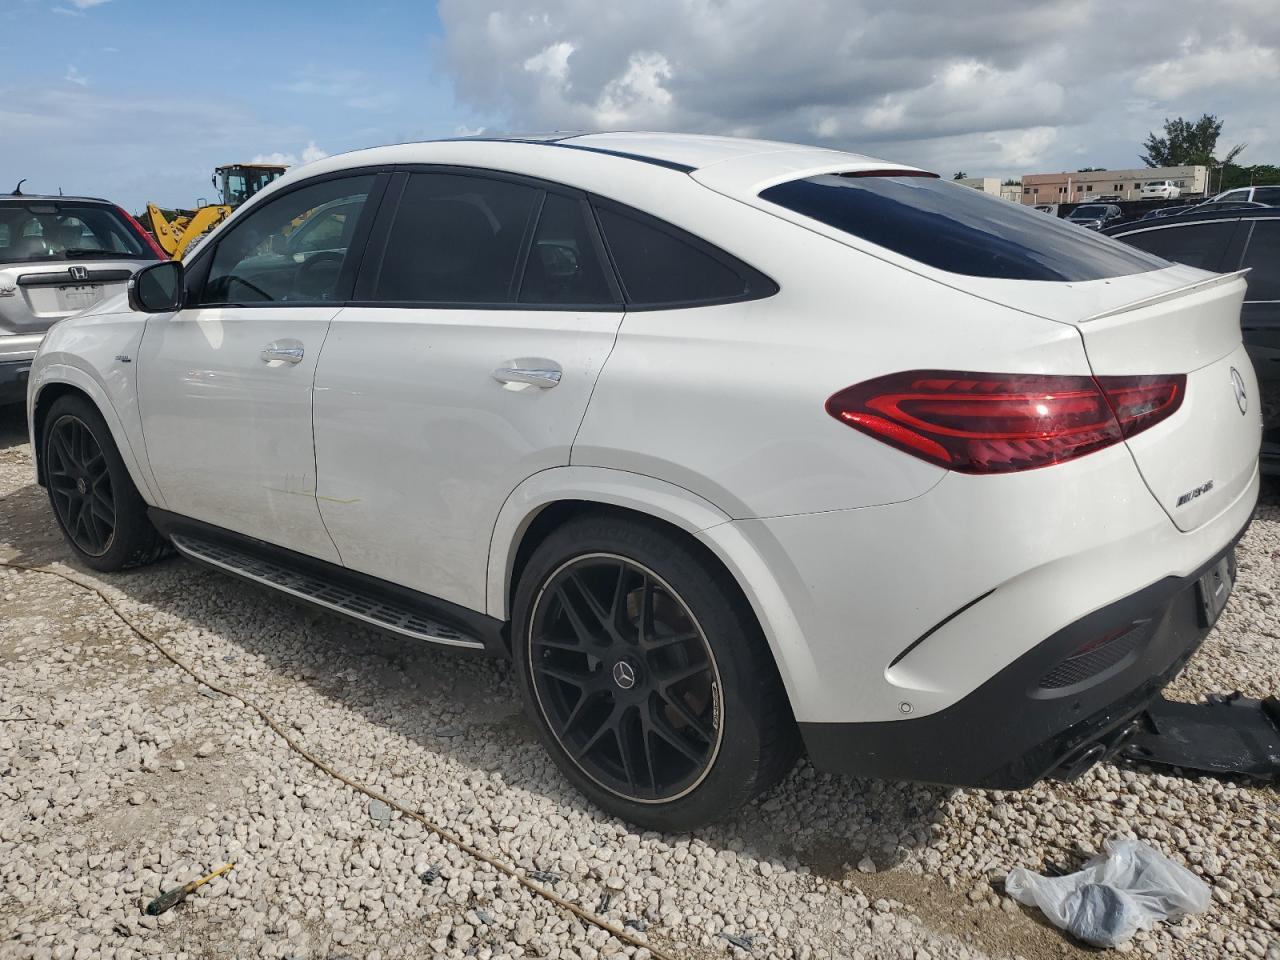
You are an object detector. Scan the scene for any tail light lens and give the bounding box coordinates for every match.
[116,205,170,261]
[826,370,1185,474]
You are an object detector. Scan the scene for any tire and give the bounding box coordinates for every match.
[512,512,798,830]
[42,394,168,572]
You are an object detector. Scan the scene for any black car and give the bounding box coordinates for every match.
[1064,203,1123,230]
[1104,208,1280,472]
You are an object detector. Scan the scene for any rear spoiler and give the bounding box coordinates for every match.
[1081,269,1250,324]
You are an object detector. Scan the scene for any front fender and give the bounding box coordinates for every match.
[485,466,818,713]
[29,349,163,508]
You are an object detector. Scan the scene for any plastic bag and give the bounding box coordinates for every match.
[1004,838,1211,948]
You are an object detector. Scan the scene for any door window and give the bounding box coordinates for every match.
[1241,220,1280,301]
[373,173,540,303]
[1253,187,1280,206]
[1114,221,1237,271]
[200,175,375,305]
[518,192,615,306]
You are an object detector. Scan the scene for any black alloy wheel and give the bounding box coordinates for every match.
[527,554,724,803]
[46,414,116,557]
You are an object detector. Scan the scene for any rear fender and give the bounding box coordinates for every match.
[486,466,818,710]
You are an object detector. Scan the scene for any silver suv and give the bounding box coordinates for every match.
[1,193,162,404]
[1205,185,1280,206]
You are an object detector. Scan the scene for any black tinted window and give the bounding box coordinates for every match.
[1253,187,1280,206]
[760,174,1166,281]
[519,193,615,305]
[1242,220,1280,301]
[375,173,539,303]
[202,176,373,304]
[595,205,768,306]
[1115,221,1237,272]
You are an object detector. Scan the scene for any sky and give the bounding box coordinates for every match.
[2,0,1277,211]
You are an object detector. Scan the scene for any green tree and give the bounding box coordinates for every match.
[1218,163,1280,191]
[1076,167,1107,172]
[952,171,968,180]
[1141,114,1245,167]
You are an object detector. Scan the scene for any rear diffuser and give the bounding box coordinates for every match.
[1119,693,1280,780]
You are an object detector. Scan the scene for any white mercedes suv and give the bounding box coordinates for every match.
[27,133,1261,829]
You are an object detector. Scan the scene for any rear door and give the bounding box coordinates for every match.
[137,173,382,561]
[311,170,624,612]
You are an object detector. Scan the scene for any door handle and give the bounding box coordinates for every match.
[260,340,304,365]
[492,365,562,388]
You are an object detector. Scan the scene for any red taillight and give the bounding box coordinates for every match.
[826,370,1185,474]
[116,205,170,261]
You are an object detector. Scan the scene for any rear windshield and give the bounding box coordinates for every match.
[759,174,1167,282]
[0,201,155,265]
[1070,205,1108,217]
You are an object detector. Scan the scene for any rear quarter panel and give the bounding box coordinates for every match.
[572,199,1093,519]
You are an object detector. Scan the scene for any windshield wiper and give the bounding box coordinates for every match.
[63,248,130,258]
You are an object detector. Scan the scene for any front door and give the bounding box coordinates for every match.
[137,173,380,561]
[312,172,624,611]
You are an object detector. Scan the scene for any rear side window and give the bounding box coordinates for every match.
[1241,220,1280,301]
[519,193,616,306]
[759,174,1167,281]
[1113,221,1237,272]
[1253,187,1280,206]
[375,173,540,303]
[593,203,775,307]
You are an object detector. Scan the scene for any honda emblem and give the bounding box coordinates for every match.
[68,265,89,282]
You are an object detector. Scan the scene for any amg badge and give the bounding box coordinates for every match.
[1176,480,1214,507]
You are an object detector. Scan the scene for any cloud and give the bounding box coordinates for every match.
[283,67,396,112]
[1135,34,1280,99]
[436,0,1280,176]
[52,0,108,15]
[251,141,330,167]
[63,65,88,86]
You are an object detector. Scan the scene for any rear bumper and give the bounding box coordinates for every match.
[0,358,32,405]
[800,532,1246,787]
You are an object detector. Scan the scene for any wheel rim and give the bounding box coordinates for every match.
[46,415,115,557]
[528,554,724,804]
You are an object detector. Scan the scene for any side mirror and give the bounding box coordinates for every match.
[128,260,185,313]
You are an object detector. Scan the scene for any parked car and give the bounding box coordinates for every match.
[1205,185,1280,206]
[1193,200,1270,214]
[1141,180,1182,200]
[1104,207,1279,472]
[1093,194,1123,202]
[27,134,1259,828]
[1064,203,1124,229]
[1,193,163,404]
[1140,205,1196,220]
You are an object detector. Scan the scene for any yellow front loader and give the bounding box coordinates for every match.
[145,163,287,259]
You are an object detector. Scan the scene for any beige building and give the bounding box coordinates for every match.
[956,177,1002,196]
[1018,165,1208,204]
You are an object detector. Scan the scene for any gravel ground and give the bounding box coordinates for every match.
[1,402,1277,960]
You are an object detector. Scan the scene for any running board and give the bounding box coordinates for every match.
[170,533,486,651]
[1119,693,1280,780]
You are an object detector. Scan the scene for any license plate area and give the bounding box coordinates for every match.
[1196,550,1236,627]
[59,284,103,310]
